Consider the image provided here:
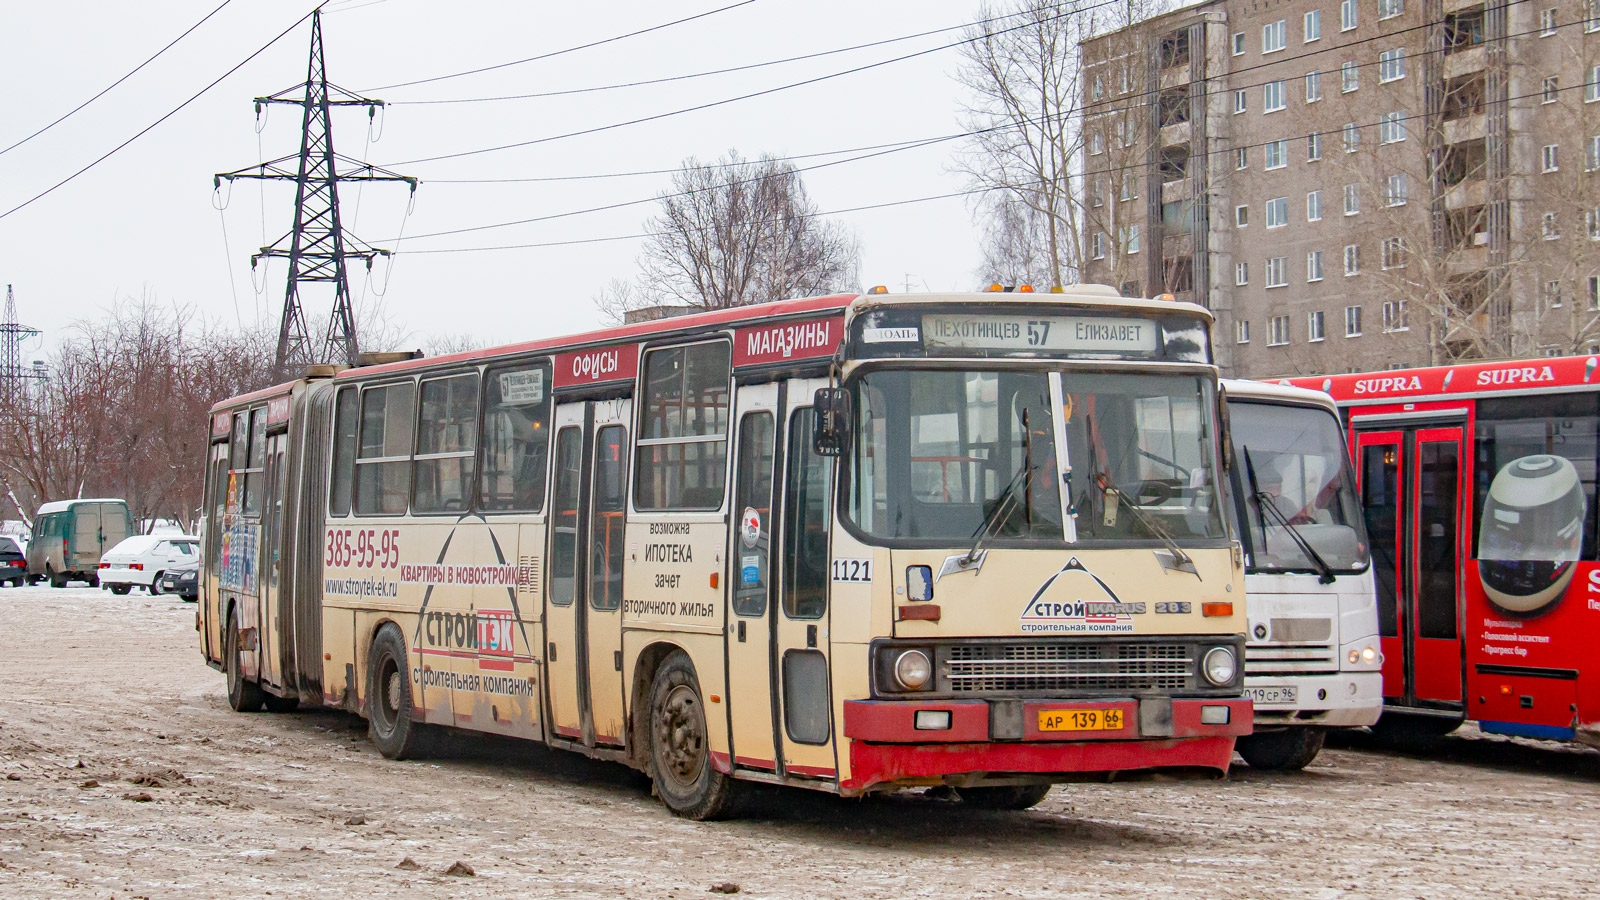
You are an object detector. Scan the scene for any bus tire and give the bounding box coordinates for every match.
[1236,727,1326,771]
[955,783,1053,810]
[263,693,300,713]
[367,625,431,760]
[648,652,739,820]
[225,608,264,713]
[1370,712,1461,748]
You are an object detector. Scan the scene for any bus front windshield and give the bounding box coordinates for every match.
[1228,400,1369,573]
[846,368,1227,545]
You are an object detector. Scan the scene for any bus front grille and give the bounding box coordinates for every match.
[944,641,1195,693]
[1245,644,1339,676]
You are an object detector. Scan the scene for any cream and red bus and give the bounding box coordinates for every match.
[199,287,1250,818]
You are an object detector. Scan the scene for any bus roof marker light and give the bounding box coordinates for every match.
[1018,285,1034,293]
[986,283,1004,292]
[868,285,889,294]
[1050,286,1065,293]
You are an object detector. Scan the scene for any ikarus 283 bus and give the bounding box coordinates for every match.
[1222,380,1382,769]
[200,286,1250,819]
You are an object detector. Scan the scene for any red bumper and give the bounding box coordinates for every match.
[840,698,1251,793]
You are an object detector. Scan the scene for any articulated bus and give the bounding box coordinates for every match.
[1221,381,1382,770]
[200,287,1250,819]
[1286,355,1600,745]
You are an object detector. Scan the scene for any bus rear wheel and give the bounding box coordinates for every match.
[1370,712,1462,748]
[367,625,431,760]
[1237,727,1326,771]
[649,652,739,820]
[955,783,1053,810]
[225,609,263,712]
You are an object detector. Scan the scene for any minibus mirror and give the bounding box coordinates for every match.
[812,387,851,457]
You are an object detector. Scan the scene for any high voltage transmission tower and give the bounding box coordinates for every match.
[216,9,415,379]
[0,285,41,406]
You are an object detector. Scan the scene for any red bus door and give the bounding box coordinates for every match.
[1355,425,1466,710]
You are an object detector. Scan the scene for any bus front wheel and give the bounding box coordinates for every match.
[225,609,264,713]
[955,783,1053,810]
[367,625,431,760]
[1236,727,1326,771]
[648,652,739,820]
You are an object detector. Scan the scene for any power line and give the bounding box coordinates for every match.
[0,5,319,223]
[363,0,760,92]
[0,0,236,158]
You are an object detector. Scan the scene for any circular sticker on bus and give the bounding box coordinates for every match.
[740,507,761,548]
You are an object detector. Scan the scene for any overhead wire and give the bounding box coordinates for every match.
[0,0,237,159]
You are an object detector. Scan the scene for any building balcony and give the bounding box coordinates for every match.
[1443,45,1487,79]
[1159,120,1193,147]
[1161,179,1195,203]
[1443,115,1485,145]
[1444,179,1486,210]
[1159,68,1193,90]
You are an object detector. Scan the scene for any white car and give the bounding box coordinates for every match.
[99,535,199,596]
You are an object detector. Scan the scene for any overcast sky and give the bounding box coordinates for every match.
[0,0,999,361]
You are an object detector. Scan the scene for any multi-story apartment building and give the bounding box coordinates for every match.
[1081,0,1600,377]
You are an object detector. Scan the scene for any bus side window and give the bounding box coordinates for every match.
[355,381,416,516]
[245,407,267,517]
[635,341,732,511]
[480,362,553,512]
[784,407,831,620]
[330,387,358,517]
[590,425,628,611]
[733,411,775,617]
[414,372,480,514]
[549,426,583,607]
[230,412,249,515]
[208,451,227,577]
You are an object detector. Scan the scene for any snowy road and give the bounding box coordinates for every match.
[1,584,1598,898]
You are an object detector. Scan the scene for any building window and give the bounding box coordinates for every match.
[1342,61,1359,92]
[1308,310,1326,341]
[1308,190,1323,221]
[1590,276,1600,309]
[1384,173,1408,206]
[1308,250,1325,281]
[1544,211,1561,239]
[1589,0,1600,33]
[1125,224,1142,253]
[1588,207,1600,240]
[1306,70,1323,102]
[1264,80,1286,112]
[1344,183,1360,215]
[1341,0,1358,30]
[1237,320,1251,343]
[1542,7,1558,34]
[1234,89,1247,113]
[1383,299,1407,331]
[1544,76,1559,103]
[1591,136,1600,171]
[1380,0,1404,18]
[1345,305,1362,336]
[1236,204,1250,227]
[1267,256,1289,287]
[1588,65,1600,102]
[1119,66,1132,94]
[1265,139,1288,169]
[1236,262,1250,285]
[1267,196,1289,227]
[1380,111,1407,144]
[1237,146,1249,169]
[1092,74,1104,101]
[1120,176,1138,200]
[1090,132,1104,155]
[1092,232,1106,259]
[1343,122,1359,152]
[1270,315,1291,345]
[1308,132,1323,161]
[1306,9,1322,41]
[1544,144,1560,172]
[1344,244,1361,275]
[1545,280,1564,309]
[1092,178,1106,207]
[1264,20,1287,52]
[1382,236,1407,269]
[1379,49,1406,82]
[1233,31,1246,54]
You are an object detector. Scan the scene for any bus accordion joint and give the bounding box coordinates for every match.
[1201,602,1234,617]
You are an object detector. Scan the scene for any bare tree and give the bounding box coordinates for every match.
[596,152,860,323]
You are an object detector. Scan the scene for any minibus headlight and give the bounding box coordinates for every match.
[894,650,933,690]
[1202,646,1237,686]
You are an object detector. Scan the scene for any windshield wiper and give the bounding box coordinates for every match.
[1093,471,1199,578]
[1243,448,1336,585]
[961,408,1037,567]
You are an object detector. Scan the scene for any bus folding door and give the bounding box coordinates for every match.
[724,381,780,772]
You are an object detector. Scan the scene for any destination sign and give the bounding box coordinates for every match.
[921,314,1158,355]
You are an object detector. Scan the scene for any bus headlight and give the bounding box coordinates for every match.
[1201,647,1237,686]
[894,650,933,690]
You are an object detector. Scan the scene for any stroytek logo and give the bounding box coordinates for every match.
[1019,558,1144,634]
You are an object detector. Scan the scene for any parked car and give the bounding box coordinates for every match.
[98,534,198,596]
[158,563,198,602]
[0,536,25,587]
[27,499,132,587]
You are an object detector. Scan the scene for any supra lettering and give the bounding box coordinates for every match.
[1352,375,1423,394]
[1476,365,1556,387]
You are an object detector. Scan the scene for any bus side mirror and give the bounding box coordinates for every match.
[812,388,851,458]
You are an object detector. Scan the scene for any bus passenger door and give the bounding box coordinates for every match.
[1355,425,1465,710]
[585,402,630,747]
[546,404,589,743]
[724,382,780,772]
[774,382,836,778]
[258,433,287,690]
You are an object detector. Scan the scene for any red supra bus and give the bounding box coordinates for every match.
[1284,355,1600,744]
